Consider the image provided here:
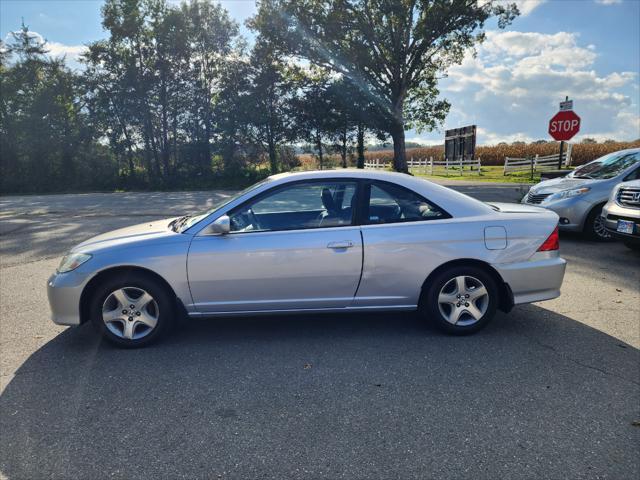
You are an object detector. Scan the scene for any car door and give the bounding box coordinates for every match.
[187,179,363,313]
[355,180,452,308]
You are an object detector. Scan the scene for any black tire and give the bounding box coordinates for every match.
[89,272,174,348]
[584,204,613,241]
[420,265,499,335]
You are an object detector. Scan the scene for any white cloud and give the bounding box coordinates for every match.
[595,0,622,5]
[5,30,87,68]
[441,30,640,143]
[476,127,534,145]
[47,41,88,62]
[511,0,547,16]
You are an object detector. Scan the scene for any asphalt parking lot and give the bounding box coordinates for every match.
[0,183,638,480]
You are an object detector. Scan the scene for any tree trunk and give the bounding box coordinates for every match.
[316,134,323,170]
[160,77,170,180]
[390,93,408,173]
[267,129,277,174]
[356,123,365,169]
[203,121,212,175]
[391,123,408,173]
[340,124,347,168]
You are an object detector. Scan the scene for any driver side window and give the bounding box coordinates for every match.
[229,181,357,233]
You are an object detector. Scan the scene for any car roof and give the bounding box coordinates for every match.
[269,168,412,181]
[267,169,493,217]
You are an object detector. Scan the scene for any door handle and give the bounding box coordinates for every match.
[327,241,354,249]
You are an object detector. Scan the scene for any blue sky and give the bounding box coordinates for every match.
[2,0,639,145]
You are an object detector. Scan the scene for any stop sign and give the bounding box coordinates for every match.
[548,110,581,141]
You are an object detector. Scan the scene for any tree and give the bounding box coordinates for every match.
[182,0,242,175]
[1,23,115,193]
[246,40,299,173]
[324,76,387,168]
[293,70,334,169]
[251,0,517,172]
[84,0,244,183]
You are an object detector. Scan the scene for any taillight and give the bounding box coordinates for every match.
[538,225,559,251]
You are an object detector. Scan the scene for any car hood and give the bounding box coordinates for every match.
[72,217,180,253]
[530,176,602,194]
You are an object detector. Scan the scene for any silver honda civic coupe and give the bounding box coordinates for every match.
[48,170,566,347]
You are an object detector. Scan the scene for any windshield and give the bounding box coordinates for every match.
[175,178,272,232]
[569,150,640,179]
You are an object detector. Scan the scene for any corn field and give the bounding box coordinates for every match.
[300,140,640,169]
[364,140,640,167]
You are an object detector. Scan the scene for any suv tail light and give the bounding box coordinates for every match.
[538,225,559,251]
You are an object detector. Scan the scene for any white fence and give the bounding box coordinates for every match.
[364,157,482,175]
[503,144,573,175]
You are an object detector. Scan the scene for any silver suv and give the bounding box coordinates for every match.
[602,180,640,250]
[522,148,640,240]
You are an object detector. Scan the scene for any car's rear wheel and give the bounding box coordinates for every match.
[89,273,174,347]
[584,204,612,241]
[421,266,498,335]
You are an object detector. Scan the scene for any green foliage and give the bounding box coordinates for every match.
[1,23,118,193]
[251,0,518,171]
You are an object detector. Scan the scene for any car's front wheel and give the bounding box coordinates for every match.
[421,266,498,335]
[584,204,612,241]
[89,273,174,347]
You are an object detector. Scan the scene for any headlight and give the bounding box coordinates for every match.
[57,253,92,273]
[545,187,590,202]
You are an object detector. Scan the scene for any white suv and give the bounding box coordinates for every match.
[602,179,640,250]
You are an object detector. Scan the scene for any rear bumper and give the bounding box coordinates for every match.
[493,254,566,305]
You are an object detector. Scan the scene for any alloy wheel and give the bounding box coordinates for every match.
[593,214,611,240]
[437,275,489,326]
[102,287,159,340]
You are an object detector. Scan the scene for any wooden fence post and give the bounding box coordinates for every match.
[503,158,508,176]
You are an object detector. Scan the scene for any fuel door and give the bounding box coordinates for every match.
[484,226,507,250]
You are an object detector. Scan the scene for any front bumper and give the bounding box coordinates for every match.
[47,271,88,326]
[602,202,640,242]
[494,253,567,305]
[522,196,591,232]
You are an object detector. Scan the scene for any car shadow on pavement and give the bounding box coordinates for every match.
[1,307,638,480]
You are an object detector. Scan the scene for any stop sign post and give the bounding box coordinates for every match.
[548,96,580,169]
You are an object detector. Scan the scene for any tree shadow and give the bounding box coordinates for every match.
[1,307,638,479]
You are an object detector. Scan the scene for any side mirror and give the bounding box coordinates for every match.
[205,215,230,235]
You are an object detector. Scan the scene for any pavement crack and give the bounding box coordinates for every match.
[523,333,640,387]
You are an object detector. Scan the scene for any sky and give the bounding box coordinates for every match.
[1,0,639,146]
